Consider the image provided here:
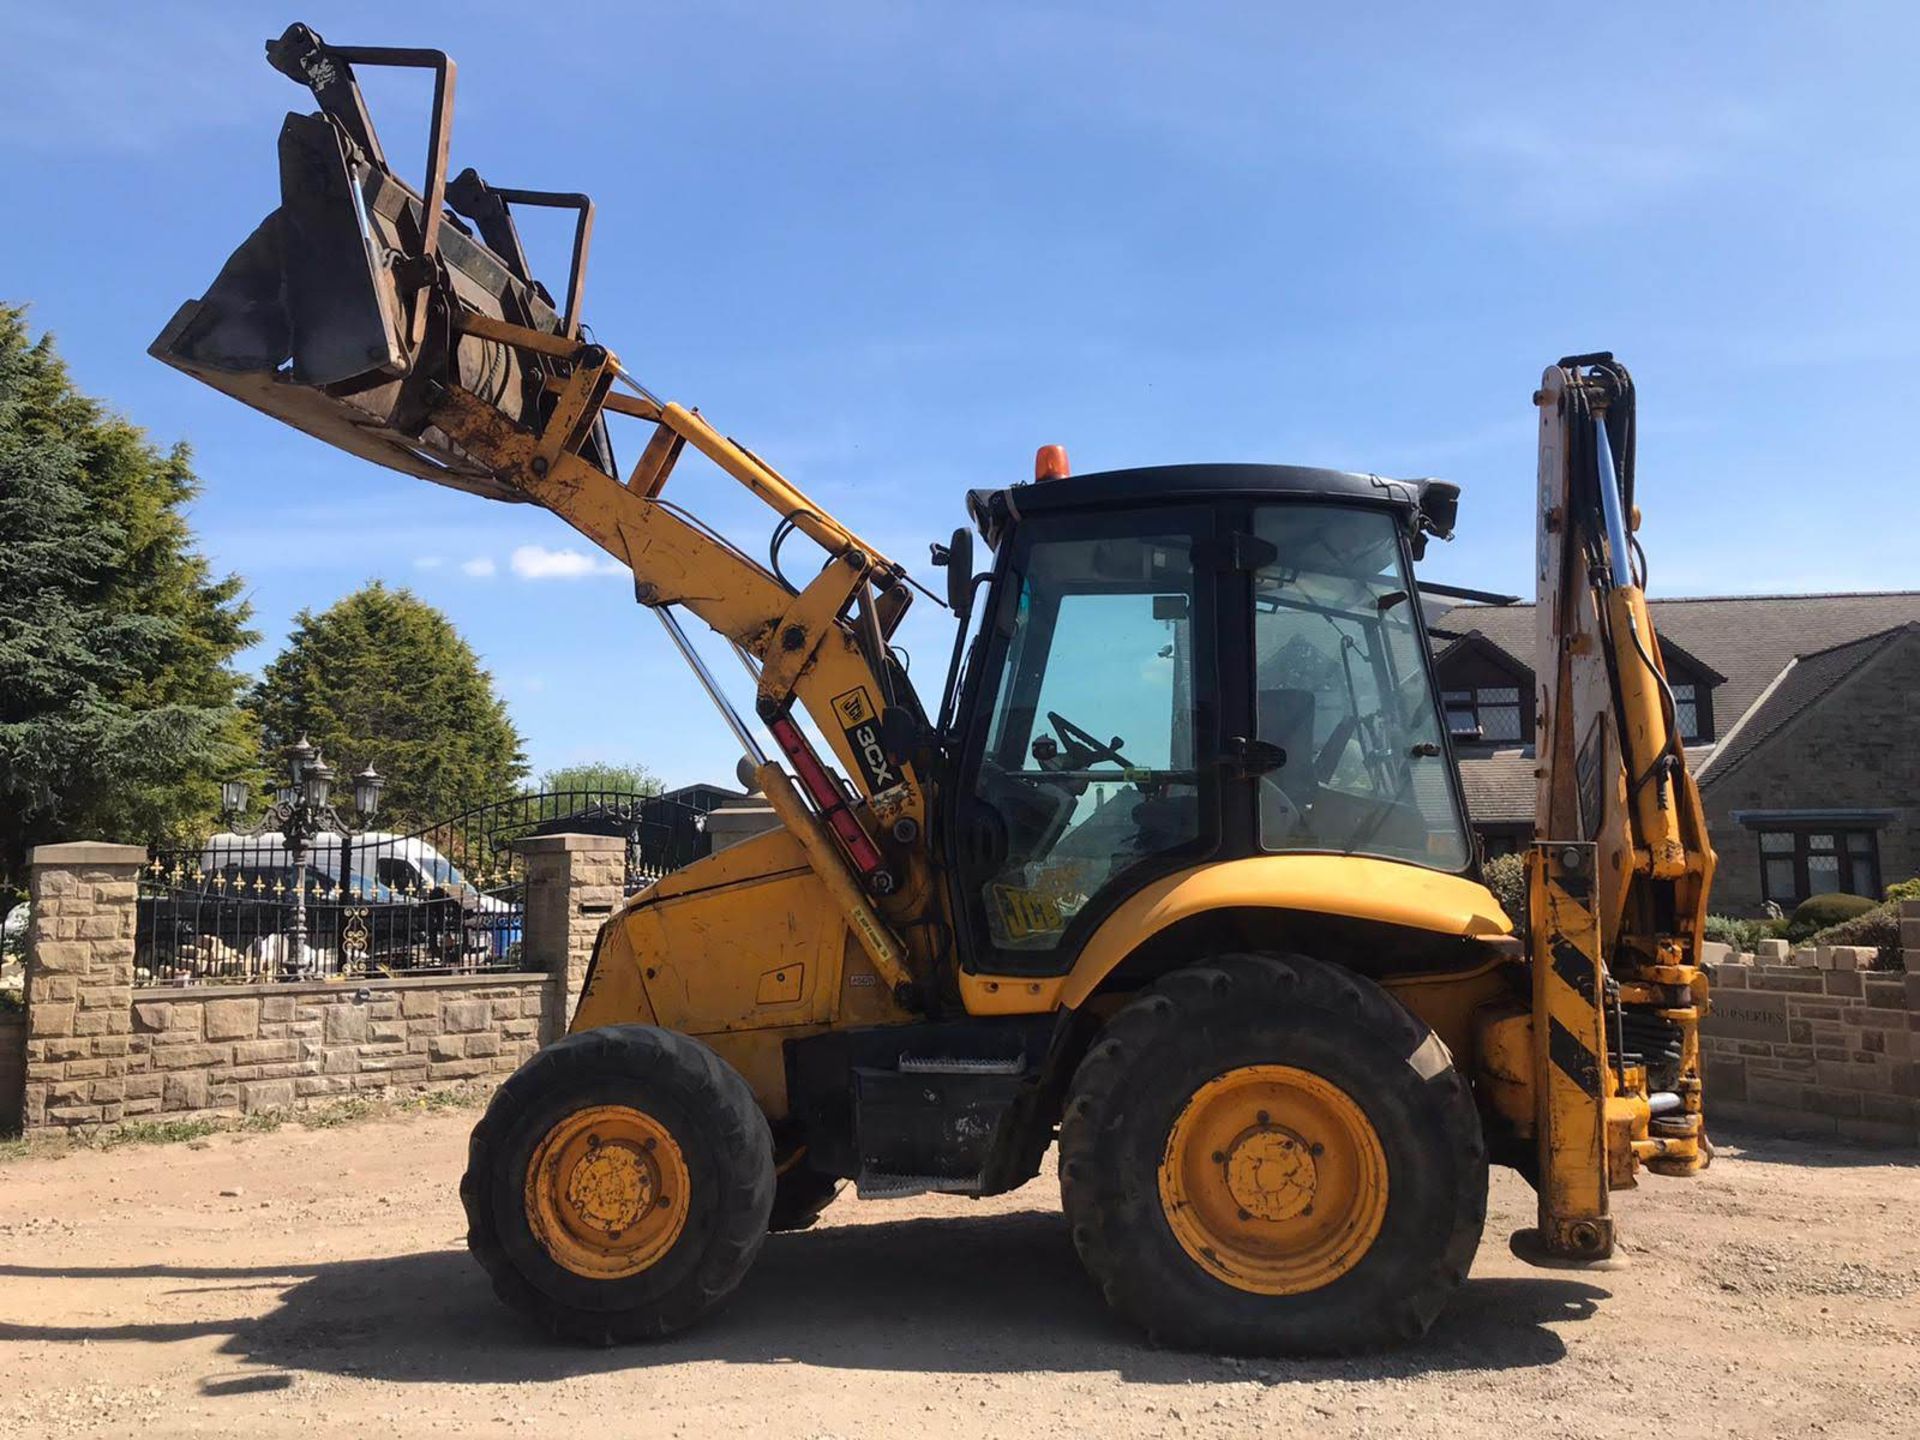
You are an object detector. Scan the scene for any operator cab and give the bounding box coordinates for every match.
[941,463,1471,975]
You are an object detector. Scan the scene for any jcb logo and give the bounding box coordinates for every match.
[831,687,872,729]
[833,687,897,795]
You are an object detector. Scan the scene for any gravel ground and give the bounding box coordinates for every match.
[0,1106,1915,1439]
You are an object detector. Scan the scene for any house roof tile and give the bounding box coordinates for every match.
[1430,591,1920,740]
[1696,622,1920,785]
[1455,748,1538,826]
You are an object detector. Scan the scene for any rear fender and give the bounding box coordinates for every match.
[1058,854,1512,1011]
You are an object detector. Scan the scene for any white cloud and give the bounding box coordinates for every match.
[509,545,626,580]
[461,556,498,578]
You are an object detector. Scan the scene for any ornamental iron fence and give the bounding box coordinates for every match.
[135,790,709,986]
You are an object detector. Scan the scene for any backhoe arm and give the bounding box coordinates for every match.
[1526,355,1716,1261]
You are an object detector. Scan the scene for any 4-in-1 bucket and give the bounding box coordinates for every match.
[150,21,610,499]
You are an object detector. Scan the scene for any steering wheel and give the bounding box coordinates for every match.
[1046,710,1132,769]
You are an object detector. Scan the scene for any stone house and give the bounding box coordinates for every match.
[1428,591,1920,916]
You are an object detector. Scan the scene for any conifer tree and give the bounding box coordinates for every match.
[0,306,256,904]
[250,583,527,828]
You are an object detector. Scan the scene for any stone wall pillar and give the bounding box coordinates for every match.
[517,833,625,1040]
[704,802,781,853]
[22,842,146,1131]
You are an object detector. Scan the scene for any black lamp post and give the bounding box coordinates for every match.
[221,737,382,966]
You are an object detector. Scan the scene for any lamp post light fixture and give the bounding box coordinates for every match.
[221,742,383,971]
[353,766,386,819]
[288,734,316,786]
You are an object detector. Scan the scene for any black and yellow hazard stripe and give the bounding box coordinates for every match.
[1528,842,1615,1258]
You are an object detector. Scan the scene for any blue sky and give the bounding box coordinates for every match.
[5,3,1915,788]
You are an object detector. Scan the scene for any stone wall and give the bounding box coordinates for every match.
[20,843,144,1131]
[117,974,550,1122]
[13,834,616,1134]
[1700,905,1920,1146]
[518,833,624,1021]
[704,803,781,853]
[0,1010,23,1133]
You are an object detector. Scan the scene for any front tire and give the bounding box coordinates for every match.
[462,1025,774,1345]
[1059,953,1486,1355]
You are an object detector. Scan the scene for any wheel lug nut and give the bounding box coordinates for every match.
[1212,1151,1226,1164]
[1236,1208,1251,1221]
[1310,1142,1324,1156]
[643,1137,657,1151]
[1256,1111,1270,1125]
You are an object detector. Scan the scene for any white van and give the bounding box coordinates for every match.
[194,831,519,965]
[197,831,510,914]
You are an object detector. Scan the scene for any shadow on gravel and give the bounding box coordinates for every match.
[0,1208,1603,1389]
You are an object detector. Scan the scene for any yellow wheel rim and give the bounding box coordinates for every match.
[1157,1064,1388,1296]
[524,1104,691,1279]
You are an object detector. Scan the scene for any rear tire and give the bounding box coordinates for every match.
[463,1025,774,1345]
[1059,953,1486,1355]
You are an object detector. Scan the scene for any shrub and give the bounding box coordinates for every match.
[1483,853,1527,932]
[1809,899,1905,971]
[1884,877,1920,905]
[1704,914,1778,952]
[1786,892,1877,940]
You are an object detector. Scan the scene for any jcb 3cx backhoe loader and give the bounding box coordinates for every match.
[152,24,1715,1354]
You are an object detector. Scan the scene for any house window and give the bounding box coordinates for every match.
[1444,686,1522,742]
[1671,682,1699,741]
[1477,827,1529,860]
[1756,828,1880,907]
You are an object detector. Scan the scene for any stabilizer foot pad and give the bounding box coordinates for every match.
[1508,1228,1633,1272]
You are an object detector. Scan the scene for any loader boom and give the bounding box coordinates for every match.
[150,24,941,1000]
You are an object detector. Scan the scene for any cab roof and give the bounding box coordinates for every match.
[965,463,1459,551]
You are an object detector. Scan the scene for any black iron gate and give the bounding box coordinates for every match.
[136,790,709,986]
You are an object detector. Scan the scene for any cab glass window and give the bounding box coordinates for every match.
[1250,505,1469,871]
[968,526,1205,951]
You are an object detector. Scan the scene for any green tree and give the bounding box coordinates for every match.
[0,306,256,905]
[536,761,661,797]
[251,583,527,828]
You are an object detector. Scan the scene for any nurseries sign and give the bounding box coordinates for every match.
[1707,990,1790,1044]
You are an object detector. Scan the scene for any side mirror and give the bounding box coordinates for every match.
[932,526,975,618]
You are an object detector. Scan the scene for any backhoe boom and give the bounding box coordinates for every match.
[1526,355,1715,1261]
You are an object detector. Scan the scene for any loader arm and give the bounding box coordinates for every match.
[1526,354,1715,1261]
[149,23,938,1001]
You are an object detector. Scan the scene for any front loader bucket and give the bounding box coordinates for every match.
[151,22,609,502]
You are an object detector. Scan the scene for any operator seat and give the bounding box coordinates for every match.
[1257,687,1319,841]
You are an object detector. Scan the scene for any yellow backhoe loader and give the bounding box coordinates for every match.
[152,23,1715,1354]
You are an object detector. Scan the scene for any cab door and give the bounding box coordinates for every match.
[946,506,1222,975]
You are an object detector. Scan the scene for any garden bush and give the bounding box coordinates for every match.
[1483,853,1527,934]
[1787,892,1877,940]
[1809,897,1907,971]
[1704,914,1782,952]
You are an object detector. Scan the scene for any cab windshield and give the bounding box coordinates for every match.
[1250,504,1470,870]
